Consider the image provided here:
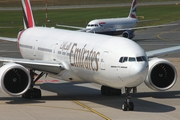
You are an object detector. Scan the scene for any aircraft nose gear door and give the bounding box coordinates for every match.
[100,51,108,70]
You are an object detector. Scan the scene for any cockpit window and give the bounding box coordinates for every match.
[119,57,123,63]
[142,56,147,62]
[129,57,136,62]
[87,24,99,27]
[136,56,147,62]
[119,57,131,63]
[119,56,146,63]
[123,57,128,62]
[119,57,128,63]
[136,57,143,62]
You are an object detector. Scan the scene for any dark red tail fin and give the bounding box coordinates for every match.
[22,0,35,29]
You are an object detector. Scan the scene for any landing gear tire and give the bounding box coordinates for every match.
[121,87,134,111]
[101,86,111,96]
[22,89,31,99]
[129,102,134,111]
[121,102,134,111]
[101,85,121,96]
[122,102,128,111]
[33,88,42,98]
[22,88,41,99]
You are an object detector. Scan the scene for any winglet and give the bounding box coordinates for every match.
[128,0,137,18]
[21,0,35,29]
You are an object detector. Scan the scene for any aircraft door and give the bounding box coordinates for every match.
[100,51,108,70]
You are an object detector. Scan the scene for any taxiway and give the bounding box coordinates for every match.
[0,21,179,120]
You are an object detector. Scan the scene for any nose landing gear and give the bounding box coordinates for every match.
[121,87,135,111]
[101,86,136,111]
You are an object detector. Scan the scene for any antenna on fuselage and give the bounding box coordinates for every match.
[45,0,50,23]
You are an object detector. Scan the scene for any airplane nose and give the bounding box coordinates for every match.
[129,63,148,84]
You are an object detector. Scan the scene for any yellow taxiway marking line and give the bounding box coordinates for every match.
[42,84,111,120]
[73,100,111,120]
[157,28,180,41]
[157,34,168,41]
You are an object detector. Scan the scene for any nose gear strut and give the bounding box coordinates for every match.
[121,87,135,111]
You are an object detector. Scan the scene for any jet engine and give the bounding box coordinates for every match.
[0,63,31,96]
[145,58,177,91]
[122,30,135,39]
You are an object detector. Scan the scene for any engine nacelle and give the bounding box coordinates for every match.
[122,30,135,39]
[145,58,177,91]
[0,63,31,96]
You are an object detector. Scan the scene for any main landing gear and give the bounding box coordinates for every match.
[101,85,121,96]
[22,70,46,99]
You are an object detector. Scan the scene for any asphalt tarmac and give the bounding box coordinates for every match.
[0,21,179,120]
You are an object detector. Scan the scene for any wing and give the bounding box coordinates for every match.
[56,24,85,29]
[0,57,65,74]
[0,37,18,42]
[56,24,87,32]
[137,19,160,23]
[146,46,180,58]
[116,23,178,31]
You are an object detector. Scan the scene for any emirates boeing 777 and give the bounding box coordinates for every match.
[0,0,180,111]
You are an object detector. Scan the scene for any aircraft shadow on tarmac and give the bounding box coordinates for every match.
[0,82,179,113]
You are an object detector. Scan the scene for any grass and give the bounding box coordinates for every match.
[0,4,180,37]
[0,0,179,7]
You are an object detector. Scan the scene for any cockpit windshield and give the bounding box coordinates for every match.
[119,56,147,63]
[136,56,147,62]
[129,57,136,62]
[87,24,99,27]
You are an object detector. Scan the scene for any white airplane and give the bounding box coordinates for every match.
[0,0,180,111]
[56,0,178,39]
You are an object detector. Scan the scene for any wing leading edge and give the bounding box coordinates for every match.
[116,23,179,31]
[146,46,180,58]
[0,57,65,74]
[0,37,18,42]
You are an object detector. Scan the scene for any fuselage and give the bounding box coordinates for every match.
[18,27,148,89]
[86,17,137,35]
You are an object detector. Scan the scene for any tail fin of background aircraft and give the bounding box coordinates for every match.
[128,0,137,18]
[21,0,35,29]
